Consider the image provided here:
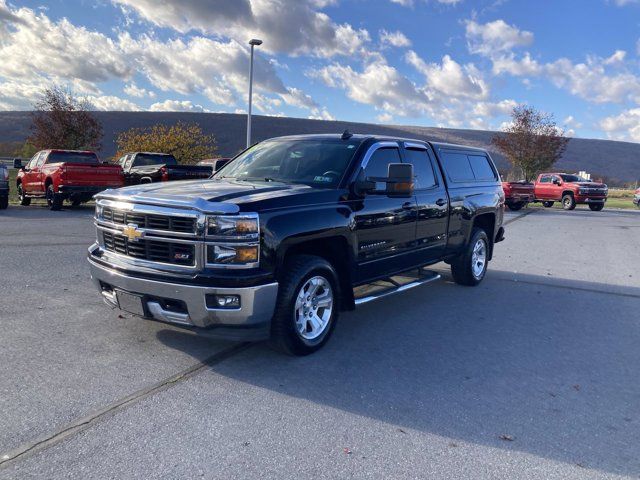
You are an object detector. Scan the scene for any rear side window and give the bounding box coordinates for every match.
[539,175,551,183]
[468,155,497,181]
[441,152,474,182]
[47,152,98,164]
[134,154,178,167]
[403,148,436,189]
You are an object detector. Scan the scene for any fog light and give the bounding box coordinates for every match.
[207,294,240,309]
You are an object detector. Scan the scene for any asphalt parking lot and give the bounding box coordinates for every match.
[1,204,639,479]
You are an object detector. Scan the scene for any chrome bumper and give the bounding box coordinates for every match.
[88,249,278,336]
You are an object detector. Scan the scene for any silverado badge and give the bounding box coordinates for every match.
[122,224,144,242]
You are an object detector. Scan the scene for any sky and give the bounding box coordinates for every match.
[1,0,640,142]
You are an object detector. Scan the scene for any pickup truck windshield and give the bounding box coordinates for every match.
[215,138,362,187]
[560,174,589,182]
[134,154,178,167]
[48,152,98,164]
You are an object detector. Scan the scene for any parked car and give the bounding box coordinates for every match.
[634,188,640,207]
[534,173,608,211]
[17,150,124,210]
[0,164,8,210]
[117,152,213,185]
[197,157,232,172]
[88,133,505,355]
[502,181,534,210]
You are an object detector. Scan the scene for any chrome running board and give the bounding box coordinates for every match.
[354,269,441,306]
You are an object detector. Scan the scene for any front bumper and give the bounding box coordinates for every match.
[574,194,607,204]
[88,246,278,341]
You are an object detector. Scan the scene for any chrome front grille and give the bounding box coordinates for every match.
[102,207,196,234]
[102,231,195,266]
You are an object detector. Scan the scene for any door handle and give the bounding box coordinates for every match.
[402,202,414,210]
[435,199,446,206]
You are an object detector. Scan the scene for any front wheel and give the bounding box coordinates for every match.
[17,184,31,206]
[562,194,576,211]
[270,255,339,356]
[542,201,554,208]
[46,184,63,211]
[451,228,489,286]
[589,203,604,211]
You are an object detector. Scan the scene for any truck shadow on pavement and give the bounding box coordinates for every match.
[157,270,640,477]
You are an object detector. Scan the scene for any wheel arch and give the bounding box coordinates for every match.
[472,212,496,260]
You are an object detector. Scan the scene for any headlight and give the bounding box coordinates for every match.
[206,214,259,240]
[207,244,259,266]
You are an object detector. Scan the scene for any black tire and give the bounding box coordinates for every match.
[0,195,7,210]
[270,255,340,356]
[17,183,30,206]
[588,203,604,211]
[71,199,82,207]
[506,202,525,211]
[562,193,576,210]
[46,184,63,211]
[542,201,554,208]
[451,228,490,286]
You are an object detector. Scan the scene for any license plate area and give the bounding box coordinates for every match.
[115,290,146,316]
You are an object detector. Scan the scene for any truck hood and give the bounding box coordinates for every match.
[95,178,316,214]
[571,182,607,188]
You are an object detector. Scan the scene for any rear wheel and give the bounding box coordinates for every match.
[71,199,82,207]
[506,202,525,211]
[0,195,7,210]
[562,194,576,210]
[46,184,63,211]
[542,201,554,208]
[270,255,339,356]
[588,203,604,211]
[17,184,30,206]
[451,228,489,286]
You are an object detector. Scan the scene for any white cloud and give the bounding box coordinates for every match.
[124,82,156,98]
[87,95,140,111]
[563,115,583,129]
[308,108,335,120]
[472,99,517,117]
[376,112,393,123]
[600,108,640,141]
[465,19,534,56]
[603,49,626,65]
[389,0,463,5]
[380,29,411,48]
[406,51,489,100]
[112,0,370,58]
[149,99,208,112]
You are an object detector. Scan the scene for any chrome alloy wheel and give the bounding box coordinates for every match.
[294,276,333,341]
[471,238,487,279]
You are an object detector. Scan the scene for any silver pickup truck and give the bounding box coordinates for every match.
[0,164,9,210]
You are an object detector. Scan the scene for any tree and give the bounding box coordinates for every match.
[28,86,103,151]
[115,122,217,164]
[492,105,570,182]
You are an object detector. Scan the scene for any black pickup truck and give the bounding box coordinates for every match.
[89,133,505,355]
[117,152,213,185]
[0,163,8,209]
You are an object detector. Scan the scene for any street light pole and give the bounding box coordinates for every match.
[247,38,263,148]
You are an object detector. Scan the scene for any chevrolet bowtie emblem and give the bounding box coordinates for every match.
[122,224,144,242]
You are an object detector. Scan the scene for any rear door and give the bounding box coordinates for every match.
[354,143,418,282]
[401,142,448,263]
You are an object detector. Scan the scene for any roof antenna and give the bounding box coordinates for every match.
[341,129,353,140]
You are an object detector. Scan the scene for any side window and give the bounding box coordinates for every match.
[36,152,47,167]
[27,152,40,169]
[364,147,402,188]
[125,155,135,170]
[403,148,436,189]
[539,175,551,183]
[118,156,127,167]
[468,155,496,181]
[441,152,474,182]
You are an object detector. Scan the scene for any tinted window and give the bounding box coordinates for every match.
[134,154,178,167]
[468,155,496,181]
[560,174,588,182]
[47,152,99,164]
[441,152,474,182]
[364,148,402,189]
[403,148,436,189]
[539,176,551,183]
[216,138,362,188]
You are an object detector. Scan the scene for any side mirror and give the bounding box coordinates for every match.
[385,163,414,197]
[13,158,22,169]
[553,178,562,186]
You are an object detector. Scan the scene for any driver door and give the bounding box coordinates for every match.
[353,143,418,283]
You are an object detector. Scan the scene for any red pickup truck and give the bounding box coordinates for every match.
[17,150,124,210]
[501,181,535,210]
[534,173,608,211]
